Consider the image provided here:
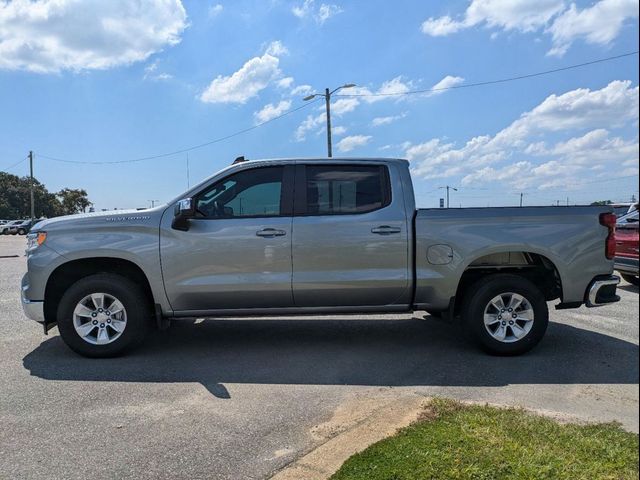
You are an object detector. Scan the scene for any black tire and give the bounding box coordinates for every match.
[620,273,639,286]
[17,228,26,235]
[425,309,443,318]
[461,274,549,356]
[57,273,151,357]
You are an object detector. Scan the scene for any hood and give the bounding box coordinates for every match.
[32,207,166,232]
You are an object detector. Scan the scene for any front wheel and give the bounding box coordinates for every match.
[57,273,151,357]
[620,273,639,286]
[462,274,549,355]
[17,228,26,235]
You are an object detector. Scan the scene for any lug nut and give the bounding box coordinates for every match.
[98,308,103,313]
[92,320,98,325]
[501,321,506,326]
[91,313,97,317]
[498,315,502,320]
[107,319,111,323]
[509,321,514,325]
[512,314,517,319]
[508,308,513,312]
[99,323,105,328]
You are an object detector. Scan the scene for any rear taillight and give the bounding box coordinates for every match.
[599,212,617,259]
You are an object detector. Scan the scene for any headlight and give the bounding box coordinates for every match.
[26,231,47,250]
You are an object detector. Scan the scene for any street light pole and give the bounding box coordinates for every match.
[303,83,356,157]
[324,88,332,157]
[439,185,458,208]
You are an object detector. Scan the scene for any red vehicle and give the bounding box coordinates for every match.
[615,210,639,286]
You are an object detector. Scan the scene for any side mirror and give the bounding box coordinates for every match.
[171,198,195,231]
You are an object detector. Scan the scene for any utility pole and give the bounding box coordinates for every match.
[148,200,159,208]
[29,151,34,221]
[519,192,524,207]
[303,83,356,157]
[439,185,458,208]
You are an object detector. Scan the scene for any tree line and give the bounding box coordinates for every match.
[0,172,91,219]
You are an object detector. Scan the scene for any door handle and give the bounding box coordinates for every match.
[371,225,401,235]
[256,228,287,238]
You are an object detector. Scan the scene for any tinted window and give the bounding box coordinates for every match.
[305,165,388,215]
[196,167,284,218]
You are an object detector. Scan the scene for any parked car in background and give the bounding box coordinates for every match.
[8,219,33,235]
[611,203,638,217]
[615,210,639,286]
[1,220,23,235]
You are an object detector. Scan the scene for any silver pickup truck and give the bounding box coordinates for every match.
[22,157,620,357]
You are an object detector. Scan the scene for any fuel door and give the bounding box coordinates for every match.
[427,244,454,265]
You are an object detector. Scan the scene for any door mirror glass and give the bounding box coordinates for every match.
[172,197,195,231]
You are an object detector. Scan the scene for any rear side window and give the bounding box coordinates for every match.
[304,165,390,215]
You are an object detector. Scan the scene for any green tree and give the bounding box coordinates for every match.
[0,172,88,218]
[57,188,92,215]
[590,200,613,206]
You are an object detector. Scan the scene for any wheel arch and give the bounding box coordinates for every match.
[44,257,155,325]
[452,251,563,316]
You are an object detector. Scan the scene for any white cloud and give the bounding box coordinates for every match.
[428,75,465,95]
[208,3,223,18]
[337,135,372,152]
[292,0,343,24]
[200,42,287,104]
[277,77,295,89]
[253,100,292,124]
[421,0,564,36]
[330,98,360,115]
[265,40,289,56]
[371,113,407,126]
[421,0,637,56]
[546,0,639,56]
[295,112,326,141]
[333,126,347,135]
[291,84,314,96]
[0,0,187,73]
[408,80,639,189]
[143,60,172,81]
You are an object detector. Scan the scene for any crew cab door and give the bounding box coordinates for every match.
[160,165,294,312]
[291,163,410,307]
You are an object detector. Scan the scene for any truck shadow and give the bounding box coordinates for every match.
[23,317,639,399]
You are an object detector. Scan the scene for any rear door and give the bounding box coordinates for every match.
[291,163,410,308]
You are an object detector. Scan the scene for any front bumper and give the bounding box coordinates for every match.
[21,275,45,324]
[585,274,620,307]
[614,256,639,275]
[21,295,45,324]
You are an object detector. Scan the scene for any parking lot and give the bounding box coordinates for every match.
[0,234,638,479]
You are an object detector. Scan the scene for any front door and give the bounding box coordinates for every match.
[160,165,294,312]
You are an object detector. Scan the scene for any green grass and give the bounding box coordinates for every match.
[330,399,639,480]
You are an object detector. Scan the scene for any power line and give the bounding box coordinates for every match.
[37,98,321,165]
[335,51,639,98]
[0,156,28,173]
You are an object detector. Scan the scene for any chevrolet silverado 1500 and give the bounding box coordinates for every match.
[22,158,620,357]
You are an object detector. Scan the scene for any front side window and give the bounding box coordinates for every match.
[196,167,284,218]
[305,165,389,215]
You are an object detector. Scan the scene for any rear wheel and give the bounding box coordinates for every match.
[57,273,151,357]
[462,274,548,355]
[620,273,639,286]
[17,228,26,235]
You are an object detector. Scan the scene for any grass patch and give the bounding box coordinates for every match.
[331,398,638,480]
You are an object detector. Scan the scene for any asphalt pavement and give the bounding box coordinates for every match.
[0,235,638,479]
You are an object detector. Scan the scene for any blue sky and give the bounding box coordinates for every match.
[0,0,638,210]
